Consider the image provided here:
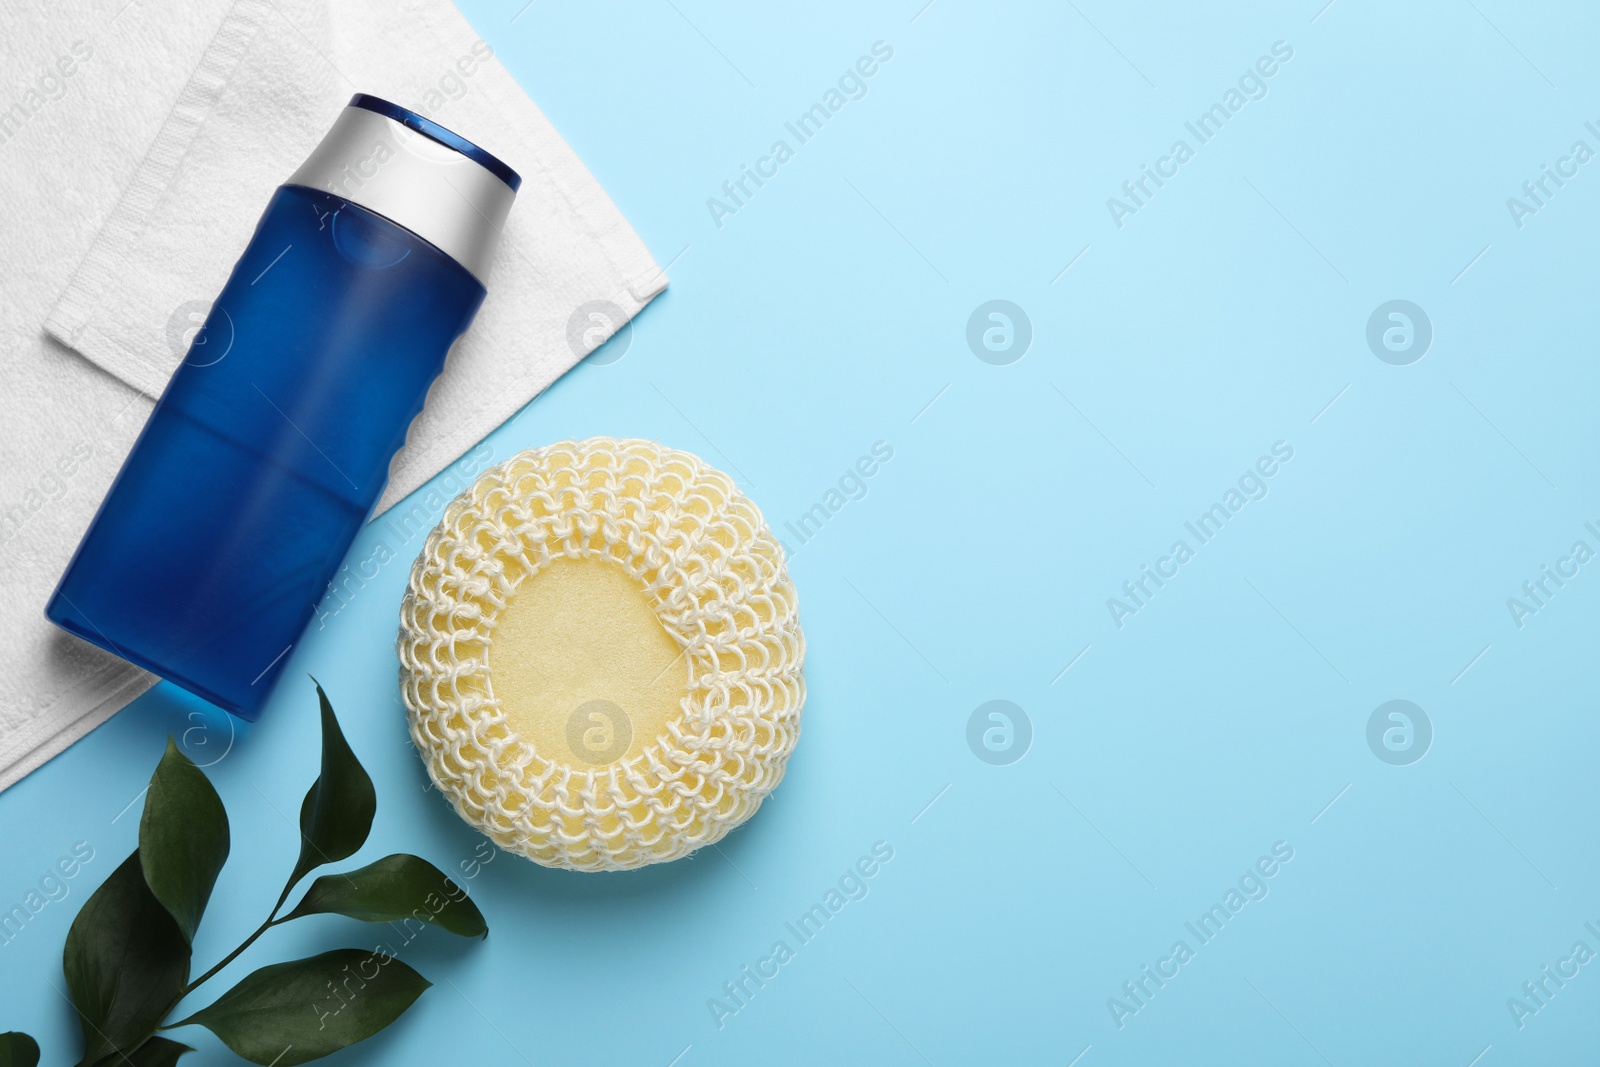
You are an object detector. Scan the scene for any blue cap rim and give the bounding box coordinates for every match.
[348,93,522,192]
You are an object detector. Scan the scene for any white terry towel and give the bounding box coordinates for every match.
[0,0,666,791]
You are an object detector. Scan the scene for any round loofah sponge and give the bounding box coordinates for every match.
[398,437,804,872]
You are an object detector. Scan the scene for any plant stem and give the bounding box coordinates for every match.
[180,914,279,996]
[178,877,297,997]
[133,918,277,1061]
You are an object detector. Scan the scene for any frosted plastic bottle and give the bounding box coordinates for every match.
[47,95,519,720]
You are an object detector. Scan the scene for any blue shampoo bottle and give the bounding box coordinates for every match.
[47,95,519,719]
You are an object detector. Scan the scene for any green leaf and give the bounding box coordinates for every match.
[172,949,429,1066]
[63,851,190,1066]
[93,1037,193,1067]
[280,854,487,938]
[0,1032,40,1067]
[287,682,375,892]
[140,738,230,944]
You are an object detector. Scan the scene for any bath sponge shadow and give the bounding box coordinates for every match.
[392,717,758,907]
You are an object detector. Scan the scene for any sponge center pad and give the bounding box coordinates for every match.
[486,555,686,768]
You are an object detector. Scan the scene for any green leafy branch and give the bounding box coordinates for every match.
[1,681,486,1067]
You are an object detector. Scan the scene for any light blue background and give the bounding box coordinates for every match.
[4,0,1599,1063]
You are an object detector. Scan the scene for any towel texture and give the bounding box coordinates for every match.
[0,0,664,791]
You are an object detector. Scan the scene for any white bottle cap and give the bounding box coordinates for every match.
[286,94,518,286]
